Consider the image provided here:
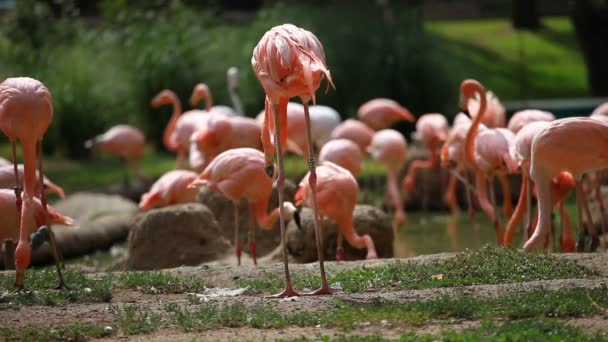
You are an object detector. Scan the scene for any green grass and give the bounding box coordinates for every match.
[426,17,587,101]
[0,323,115,342]
[286,319,608,341]
[110,304,163,335]
[115,271,208,294]
[240,246,594,294]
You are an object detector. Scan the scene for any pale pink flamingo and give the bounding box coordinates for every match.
[252,23,334,296]
[295,161,377,261]
[84,124,148,185]
[507,109,555,134]
[523,117,608,252]
[591,102,608,116]
[190,115,262,168]
[329,119,375,152]
[139,170,199,210]
[0,157,10,167]
[150,89,188,167]
[357,98,415,131]
[0,77,66,289]
[367,129,408,225]
[0,189,74,270]
[402,113,448,199]
[188,148,295,266]
[190,82,236,116]
[467,90,506,128]
[0,165,65,198]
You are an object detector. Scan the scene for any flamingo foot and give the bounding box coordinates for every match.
[236,242,242,266]
[304,285,332,296]
[523,233,544,252]
[335,246,344,261]
[55,277,71,291]
[394,211,405,226]
[13,269,27,292]
[270,285,301,298]
[249,241,257,266]
[366,250,378,260]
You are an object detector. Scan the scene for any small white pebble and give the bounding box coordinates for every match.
[83,287,92,293]
[104,326,113,333]
[381,320,388,325]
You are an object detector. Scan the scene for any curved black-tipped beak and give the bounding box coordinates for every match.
[265,163,275,178]
[30,226,49,250]
[293,207,302,230]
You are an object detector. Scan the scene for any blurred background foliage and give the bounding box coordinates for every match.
[0,0,593,159]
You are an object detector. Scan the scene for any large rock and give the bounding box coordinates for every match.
[286,204,393,262]
[126,203,230,270]
[197,179,297,257]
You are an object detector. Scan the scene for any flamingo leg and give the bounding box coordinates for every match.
[487,176,504,244]
[120,158,130,192]
[465,171,475,222]
[270,102,299,298]
[2,240,15,270]
[37,141,69,290]
[558,201,575,252]
[248,203,257,266]
[443,171,460,215]
[387,169,405,226]
[524,177,533,241]
[336,232,344,261]
[593,173,607,235]
[504,172,528,247]
[402,148,438,192]
[302,102,330,296]
[580,183,598,250]
[498,174,513,218]
[234,202,241,266]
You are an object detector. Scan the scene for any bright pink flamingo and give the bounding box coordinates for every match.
[295,162,377,260]
[151,89,187,167]
[329,119,375,152]
[188,148,296,266]
[139,170,199,210]
[461,80,518,244]
[357,98,415,131]
[367,129,408,225]
[524,117,608,252]
[319,139,363,178]
[0,165,65,198]
[190,83,236,116]
[591,102,608,116]
[402,113,448,196]
[0,157,10,167]
[252,23,334,296]
[85,124,148,185]
[0,77,67,289]
[190,115,262,168]
[467,90,506,128]
[507,109,555,134]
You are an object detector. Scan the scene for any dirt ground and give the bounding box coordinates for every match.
[2,252,608,341]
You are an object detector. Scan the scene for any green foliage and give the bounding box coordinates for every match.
[115,271,208,294]
[0,323,115,342]
[110,304,162,335]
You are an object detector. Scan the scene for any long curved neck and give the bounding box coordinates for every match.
[229,87,244,115]
[162,94,182,151]
[464,86,487,172]
[254,196,278,229]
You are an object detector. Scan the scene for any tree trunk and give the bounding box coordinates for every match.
[512,0,542,30]
[571,0,608,96]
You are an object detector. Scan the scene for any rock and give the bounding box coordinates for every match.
[286,204,393,262]
[100,178,151,203]
[197,179,297,257]
[126,203,230,270]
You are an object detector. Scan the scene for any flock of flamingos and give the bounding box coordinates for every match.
[1,23,608,297]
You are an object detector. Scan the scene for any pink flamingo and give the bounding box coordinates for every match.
[319,139,363,178]
[0,189,74,270]
[190,83,236,116]
[357,98,415,131]
[188,148,296,266]
[0,157,10,167]
[467,90,506,128]
[0,77,67,289]
[84,124,148,185]
[461,80,517,244]
[367,129,408,225]
[0,165,65,198]
[402,113,448,197]
[295,162,377,260]
[329,119,375,152]
[139,170,199,210]
[191,115,262,169]
[252,23,334,296]
[591,102,608,116]
[151,89,187,167]
[507,109,555,134]
[524,117,608,252]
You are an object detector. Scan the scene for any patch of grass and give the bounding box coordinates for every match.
[115,271,207,294]
[0,266,112,309]
[331,246,593,292]
[286,319,608,341]
[0,323,115,342]
[239,270,322,295]
[110,304,162,335]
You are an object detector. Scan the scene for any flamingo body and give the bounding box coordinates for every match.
[357,98,414,130]
[139,170,199,210]
[329,119,375,151]
[318,139,362,178]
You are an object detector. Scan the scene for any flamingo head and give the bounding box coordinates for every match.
[459,79,485,113]
[227,67,239,91]
[190,83,210,108]
[151,89,176,108]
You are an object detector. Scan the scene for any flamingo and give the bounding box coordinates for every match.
[367,129,408,225]
[461,79,518,244]
[357,98,415,131]
[150,89,186,167]
[84,124,148,186]
[329,119,375,152]
[190,83,236,116]
[0,157,10,167]
[190,115,262,169]
[319,139,363,178]
[523,117,608,252]
[252,23,334,296]
[188,148,296,266]
[0,165,65,198]
[467,90,506,128]
[0,189,74,270]
[507,109,555,134]
[0,77,67,289]
[591,102,608,116]
[402,113,448,199]
[227,67,244,115]
[139,170,199,210]
[296,161,377,262]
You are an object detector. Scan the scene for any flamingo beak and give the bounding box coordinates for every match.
[44,181,66,199]
[189,91,202,108]
[459,93,469,114]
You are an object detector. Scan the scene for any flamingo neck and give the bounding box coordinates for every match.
[20,141,38,242]
[255,197,277,229]
[162,95,183,151]
[464,85,487,173]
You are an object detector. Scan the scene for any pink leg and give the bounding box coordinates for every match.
[498,173,513,219]
[234,202,241,266]
[443,171,461,215]
[248,203,257,266]
[593,173,607,235]
[387,170,405,226]
[336,232,344,261]
[270,102,299,298]
[302,102,330,296]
